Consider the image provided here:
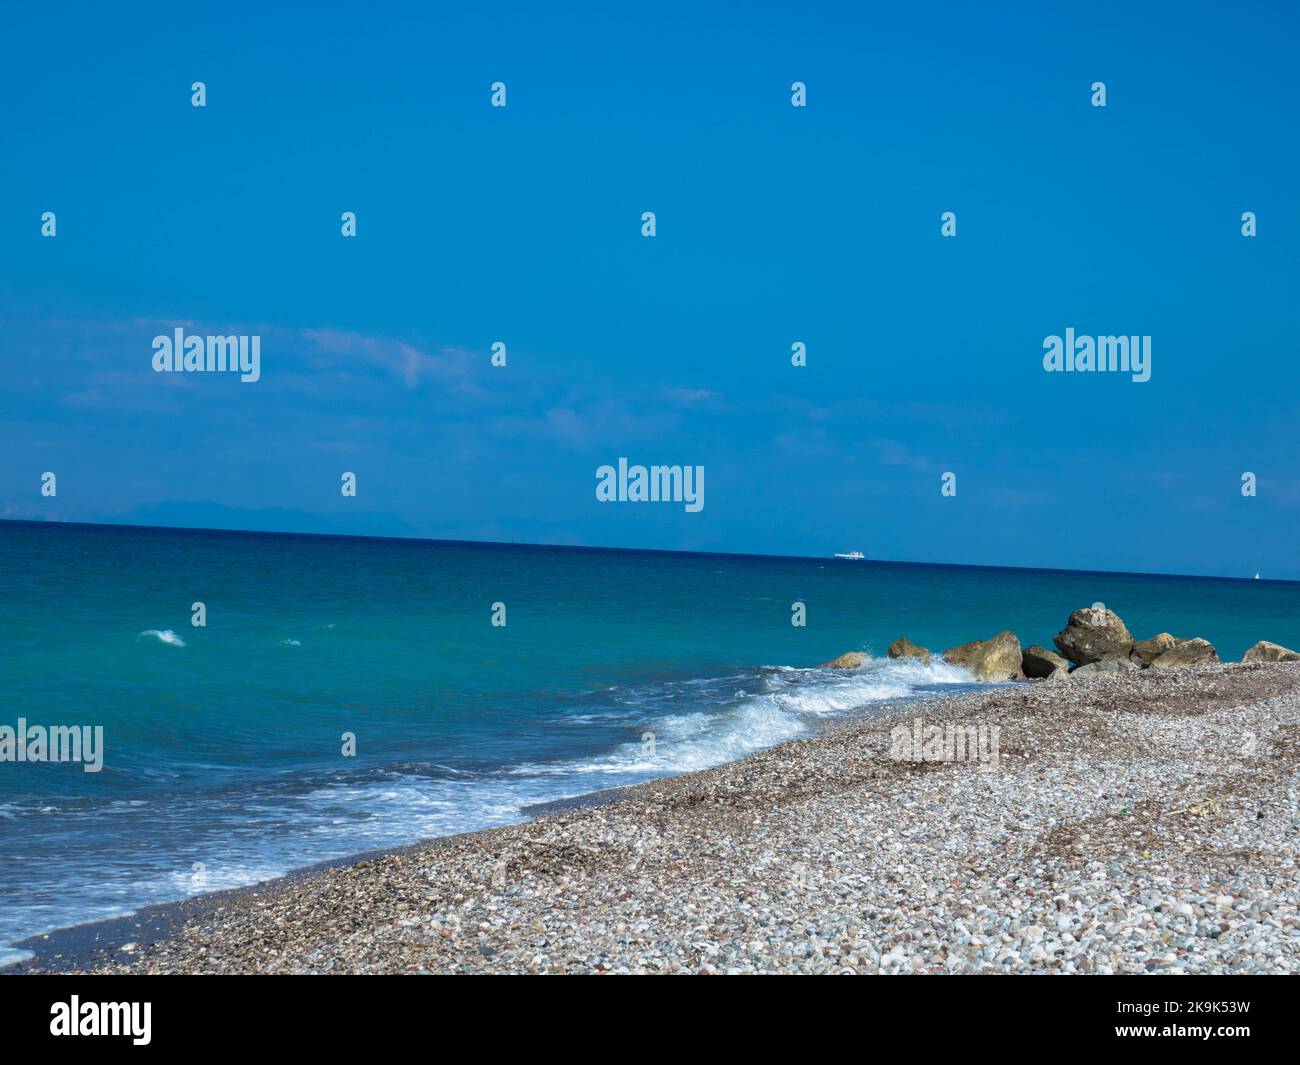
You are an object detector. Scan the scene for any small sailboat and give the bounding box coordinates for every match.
[834,551,865,560]
[1254,570,1261,580]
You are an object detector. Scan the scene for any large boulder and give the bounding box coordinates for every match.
[1053,606,1135,666]
[942,630,1022,682]
[887,636,930,661]
[1149,637,1218,669]
[1022,644,1070,678]
[1131,632,1177,666]
[1242,640,1300,663]
[822,651,870,669]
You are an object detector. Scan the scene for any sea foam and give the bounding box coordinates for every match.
[139,629,185,647]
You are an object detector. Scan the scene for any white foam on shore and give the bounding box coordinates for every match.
[513,654,982,777]
[0,946,34,968]
[0,655,987,969]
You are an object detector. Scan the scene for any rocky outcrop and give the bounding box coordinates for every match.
[1149,638,1218,669]
[1053,607,1135,666]
[887,636,931,661]
[824,614,1287,681]
[1131,633,1177,666]
[942,630,1022,682]
[1242,640,1300,663]
[823,608,1294,685]
[1022,644,1070,679]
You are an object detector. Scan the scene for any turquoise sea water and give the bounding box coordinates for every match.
[1,519,1297,964]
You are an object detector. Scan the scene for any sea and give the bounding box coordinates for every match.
[2,519,1297,965]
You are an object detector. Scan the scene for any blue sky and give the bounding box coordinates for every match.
[2,0,1298,577]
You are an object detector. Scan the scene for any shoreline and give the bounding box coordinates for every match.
[8,661,1300,974]
[0,678,974,975]
[0,729,876,974]
[0,692,957,975]
[0,780,671,975]
[0,684,968,974]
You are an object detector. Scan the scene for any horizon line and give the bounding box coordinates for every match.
[0,515,1288,586]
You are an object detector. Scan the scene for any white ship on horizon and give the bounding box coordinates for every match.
[834,551,865,560]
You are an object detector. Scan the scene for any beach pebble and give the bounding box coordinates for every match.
[49,661,1300,976]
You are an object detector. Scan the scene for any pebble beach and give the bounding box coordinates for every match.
[39,661,1300,975]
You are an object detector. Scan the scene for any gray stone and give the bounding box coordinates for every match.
[1242,640,1300,663]
[1071,658,1139,677]
[1132,633,1177,667]
[942,630,1022,682]
[887,636,931,661]
[1149,638,1218,669]
[1023,644,1070,678]
[822,652,870,670]
[1053,606,1135,666]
